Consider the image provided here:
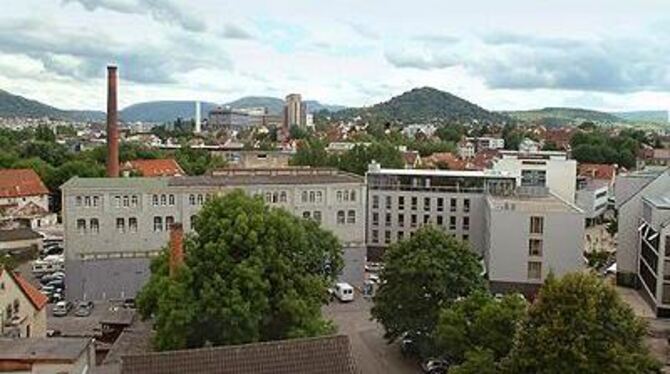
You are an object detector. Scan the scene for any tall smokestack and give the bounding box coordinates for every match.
[195,101,201,133]
[106,65,119,178]
[169,223,184,277]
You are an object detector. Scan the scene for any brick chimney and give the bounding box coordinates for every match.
[106,65,119,178]
[169,222,184,277]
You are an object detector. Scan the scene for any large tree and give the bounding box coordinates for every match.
[435,290,527,365]
[137,190,343,350]
[371,226,486,355]
[502,272,660,374]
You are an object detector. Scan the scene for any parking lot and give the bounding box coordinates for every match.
[323,294,419,374]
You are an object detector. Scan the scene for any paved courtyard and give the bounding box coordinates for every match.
[323,294,419,374]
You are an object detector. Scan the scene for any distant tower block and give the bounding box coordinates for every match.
[195,101,202,133]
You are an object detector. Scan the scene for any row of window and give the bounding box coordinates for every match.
[301,190,324,204]
[372,195,470,213]
[75,195,100,208]
[336,210,357,224]
[76,216,197,234]
[114,195,139,208]
[371,213,469,230]
[336,190,357,203]
[189,194,209,206]
[371,229,469,244]
[152,194,176,207]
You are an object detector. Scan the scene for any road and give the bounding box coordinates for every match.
[323,295,419,374]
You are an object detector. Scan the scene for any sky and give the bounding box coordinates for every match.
[1,0,669,112]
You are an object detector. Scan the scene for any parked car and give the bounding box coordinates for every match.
[40,272,65,285]
[365,262,384,273]
[74,301,94,317]
[42,246,64,256]
[368,273,380,284]
[52,301,73,317]
[421,358,451,374]
[333,282,354,302]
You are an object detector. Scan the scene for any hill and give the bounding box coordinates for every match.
[0,89,70,119]
[329,87,507,124]
[119,101,218,123]
[504,107,622,126]
[612,110,669,124]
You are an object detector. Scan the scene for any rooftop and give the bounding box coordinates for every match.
[124,159,184,177]
[0,337,91,362]
[578,163,617,180]
[6,269,49,310]
[643,195,670,210]
[121,335,359,374]
[0,227,42,242]
[488,192,583,214]
[366,167,514,179]
[0,169,49,198]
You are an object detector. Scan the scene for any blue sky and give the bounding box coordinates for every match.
[0,0,669,112]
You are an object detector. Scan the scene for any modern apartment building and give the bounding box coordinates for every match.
[366,163,584,293]
[61,168,366,301]
[492,151,577,203]
[615,168,670,316]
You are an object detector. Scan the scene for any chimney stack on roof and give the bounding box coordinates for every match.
[106,65,119,178]
[169,222,184,277]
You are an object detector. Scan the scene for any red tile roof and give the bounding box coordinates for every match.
[0,169,49,199]
[125,159,184,177]
[1,269,48,311]
[578,163,617,180]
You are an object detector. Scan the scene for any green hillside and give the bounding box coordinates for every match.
[504,107,622,126]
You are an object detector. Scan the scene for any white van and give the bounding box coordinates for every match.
[334,282,354,302]
[32,258,64,276]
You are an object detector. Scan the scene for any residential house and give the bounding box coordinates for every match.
[122,159,184,177]
[0,169,55,229]
[0,268,48,338]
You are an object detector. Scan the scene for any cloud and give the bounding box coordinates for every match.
[62,0,206,32]
[221,23,254,40]
[385,31,670,93]
[0,19,230,84]
[346,22,380,40]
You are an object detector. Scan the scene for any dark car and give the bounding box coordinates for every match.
[421,358,451,374]
[74,301,94,317]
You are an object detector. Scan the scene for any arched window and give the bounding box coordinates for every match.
[336,191,343,202]
[301,191,308,203]
[280,191,287,203]
[316,191,323,203]
[197,194,204,205]
[344,190,349,201]
[350,190,356,202]
[272,192,278,203]
[189,194,196,205]
[160,195,167,206]
[168,194,175,206]
[336,210,345,224]
[76,219,86,234]
[265,192,272,203]
[90,219,99,234]
[309,191,316,203]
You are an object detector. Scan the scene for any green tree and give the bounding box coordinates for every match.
[436,124,466,143]
[337,141,404,175]
[289,125,309,140]
[137,190,343,350]
[175,147,226,175]
[449,348,498,374]
[34,124,56,143]
[502,272,660,374]
[371,226,486,354]
[290,138,334,168]
[435,291,527,364]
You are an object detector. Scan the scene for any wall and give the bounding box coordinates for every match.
[0,271,46,338]
[493,156,577,203]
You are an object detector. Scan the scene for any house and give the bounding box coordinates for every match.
[120,335,360,374]
[0,169,53,229]
[122,159,184,177]
[422,152,467,170]
[457,139,476,159]
[0,337,94,373]
[518,138,541,153]
[0,268,48,338]
[0,228,43,257]
[401,150,421,169]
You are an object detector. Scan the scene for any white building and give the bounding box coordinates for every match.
[492,151,577,203]
[0,169,56,229]
[518,138,541,153]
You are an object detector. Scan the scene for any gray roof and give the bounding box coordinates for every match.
[0,228,42,242]
[0,337,91,362]
[488,192,584,214]
[61,176,170,190]
[121,335,360,374]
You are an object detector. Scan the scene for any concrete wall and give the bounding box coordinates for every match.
[493,156,577,203]
[575,185,608,220]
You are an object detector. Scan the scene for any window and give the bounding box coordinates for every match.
[350,190,356,202]
[131,195,138,207]
[397,231,404,241]
[93,196,100,207]
[90,218,99,234]
[166,216,175,229]
[528,261,542,280]
[437,216,443,226]
[115,195,122,208]
[197,194,204,205]
[462,234,469,241]
[437,198,444,212]
[160,195,167,206]
[372,212,379,226]
[152,195,159,206]
[423,215,430,224]
[372,229,379,243]
[84,196,91,207]
[123,195,130,207]
[386,196,392,210]
[189,194,196,205]
[411,197,418,210]
[347,210,356,224]
[76,196,82,207]
[116,218,125,233]
[464,199,470,213]
[302,191,308,203]
[272,192,279,203]
[398,196,405,210]
[190,215,197,229]
[385,213,391,227]
[314,211,322,224]
[316,191,323,203]
[398,214,405,227]
[265,192,272,203]
[169,194,175,206]
[280,191,287,203]
[129,217,138,233]
[337,191,343,202]
[463,216,470,230]
[76,219,86,234]
[337,210,345,224]
[424,197,430,211]
[411,214,417,228]
[344,190,350,202]
[153,216,163,232]
[529,239,543,256]
[449,216,456,230]
[450,198,457,212]
[303,211,311,219]
[309,191,316,203]
[521,170,547,187]
[372,195,379,209]
[530,216,544,234]
[385,231,391,244]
